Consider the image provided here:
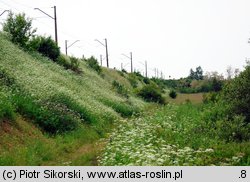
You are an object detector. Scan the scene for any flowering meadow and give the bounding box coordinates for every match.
[100,104,249,166]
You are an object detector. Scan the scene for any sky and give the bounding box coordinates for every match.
[1,0,250,79]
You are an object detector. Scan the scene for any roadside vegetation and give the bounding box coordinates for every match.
[0,12,249,166]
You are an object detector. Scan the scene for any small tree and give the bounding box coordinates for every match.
[29,36,60,61]
[3,12,36,48]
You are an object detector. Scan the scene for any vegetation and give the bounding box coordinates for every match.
[169,90,177,99]
[29,36,60,62]
[100,104,250,165]
[3,12,36,48]
[0,12,249,166]
[137,84,165,104]
[85,56,102,74]
[112,80,129,98]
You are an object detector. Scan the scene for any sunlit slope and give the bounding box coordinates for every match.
[0,33,144,132]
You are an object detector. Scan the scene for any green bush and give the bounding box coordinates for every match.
[169,90,177,99]
[221,65,250,124]
[49,93,97,125]
[143,77,150,84]
[12,92,79,134]
[137,84,165,104]
[112,80,129,98]
[216,115,250,142]
[0,91,15,121]
[128,74,138,88]
[100,99,138,117]
[69,56,81,73]
[29,36,60,61]
[3,12,36,48]
[85,56,101,73]
[0,68,15,86]
[56,55,81,73]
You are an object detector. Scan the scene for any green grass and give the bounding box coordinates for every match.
[100,103,250,166]
[0,31,145,165]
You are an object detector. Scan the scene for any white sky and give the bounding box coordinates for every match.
[1,0,250,78]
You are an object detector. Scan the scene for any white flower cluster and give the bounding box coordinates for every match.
[99,106,216,166]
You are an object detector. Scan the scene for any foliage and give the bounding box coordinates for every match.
[169,90,177,99]
[121,69,127,73]
[128,74,138,88]
[189,66,204,80]
[112,80,129,98]
[100,104,250,166]
[137,84,165,104]
[221,65,250,124]
[56,55,81,73]
[12,92,79,134]
[100,98,139,117]
[3,12,36,48]
[29,36,60,61]
[143,77,150,84]
[85,56,101,73]
[0,91,15,121]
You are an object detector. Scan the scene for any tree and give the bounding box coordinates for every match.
[195,66,203,80]
[189,66,204,80]
[3,12,36,48]
[29,36,60,61]
[222,64,250,123]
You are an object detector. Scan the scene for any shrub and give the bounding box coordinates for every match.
[112,80,129,98]
[3,12,36,48]
[56,55,81,73]
[100,99,138,117]
[216,115,250,142]
[137,84,165,104]
[69,56,81,73]
[0,91,15,121]
[128,74,138,88]
[221,65,250,123]
[0,68,15,86]
[85,56,101,73]
[143,77,150,84]
[49,93,98,125]
[29,36,60,61]
[12,92,79,134]
[169,90,177,99]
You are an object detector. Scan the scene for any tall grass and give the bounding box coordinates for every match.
[100,103,250,166]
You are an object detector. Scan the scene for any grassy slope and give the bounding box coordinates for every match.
[0,33,145,165]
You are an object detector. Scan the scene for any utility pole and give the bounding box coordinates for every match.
[95,39,109,68]
[65,40,67,55]
[130,52,133,73]
[65,40,79,56]
[145,61,148,78]
[0,10,9,17]
[121,63,123,70]
[100,55,103,66]
[122,52,133,73]
[34,6,58,45]
[105,38,109,68]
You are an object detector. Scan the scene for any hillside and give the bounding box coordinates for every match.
[0,32,146,165]
[1,32,249,166]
